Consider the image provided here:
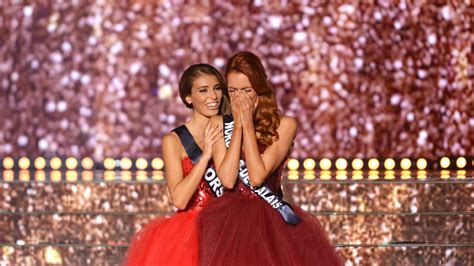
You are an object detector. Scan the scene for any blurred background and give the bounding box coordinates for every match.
[1,0,472,160]
[1,0,473,265]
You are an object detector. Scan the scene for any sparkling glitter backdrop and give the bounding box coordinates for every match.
[0,1,472,160]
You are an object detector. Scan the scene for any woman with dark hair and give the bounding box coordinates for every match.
[125,64,229,265]
[198,52,342,265]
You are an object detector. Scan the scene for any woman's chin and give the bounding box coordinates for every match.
[202,109,219,118]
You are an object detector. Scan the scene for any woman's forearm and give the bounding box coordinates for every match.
[217,126,243,188]
[242,124,268,187]
[170,156,211,209]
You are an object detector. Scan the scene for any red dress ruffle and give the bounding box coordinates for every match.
[197,162,343,266]
[125,157,215,266]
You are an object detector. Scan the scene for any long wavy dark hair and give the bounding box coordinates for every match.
[225,51,281,148]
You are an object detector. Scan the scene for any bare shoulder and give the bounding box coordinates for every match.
[279,116,297,131]
[162,131,180,148]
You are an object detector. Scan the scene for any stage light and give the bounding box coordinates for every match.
[352,170,363,180]
[2,157,14,169]
[104,170,116,181]
[456,170,466,179]
[400,170,411,179]
[440,157,450,169]
[440,170,450,179]
[44,246,62,264]
[303,170,315,180]
[152,158,164,170]
[417,170,427,179]
[121,170,132,181]
[335,158,348,170]
[104,158,116,170]
[319,158,331,170]
[120,158,132,170]
[3,170,14,182]
[384,170,395,180]
[368,170,379,180]
[416,158,427,170]
[18,157,30,169]
[456,157,466,168]
[400,158,411,170]
[287,159,300,171]
[35,171,46,182]
[320,170,331,180]
[34,157,46,169]
[303,158,316,170]
[287,170,299,180]
[137,170,148,181]
[65,157,78,169]
[351,159,364,170]
[19,170,30,182]
[51,170,62,182]
[66,171,78,182]
[81,157,94,170]
[82,171,94,182]
[383,158,395,170]
[152,170,164,180]
[368,159,379,170]
[335,170,347,180]
[136,158,148,170]
[50,157,62,170]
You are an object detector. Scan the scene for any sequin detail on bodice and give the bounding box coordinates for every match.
[179,156,215,212]
[228,154,286,199]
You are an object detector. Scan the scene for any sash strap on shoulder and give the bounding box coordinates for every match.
[223,116,301,225]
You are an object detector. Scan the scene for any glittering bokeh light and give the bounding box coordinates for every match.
[0,1,471,161]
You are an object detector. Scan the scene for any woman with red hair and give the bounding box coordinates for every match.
[198,52,342,265]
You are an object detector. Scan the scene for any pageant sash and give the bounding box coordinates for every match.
[173,125,224,197]
[223,116,301,225]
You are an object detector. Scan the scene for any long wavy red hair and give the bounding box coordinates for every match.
[225,51,281,149]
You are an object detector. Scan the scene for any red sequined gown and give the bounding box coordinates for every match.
[125,157,214,266]
[197,155,343,265]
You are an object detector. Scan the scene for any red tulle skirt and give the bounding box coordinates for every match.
[197,192,343,266]
[125,210,199,266]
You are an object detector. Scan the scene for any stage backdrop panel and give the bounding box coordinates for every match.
[1,1,472,160]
